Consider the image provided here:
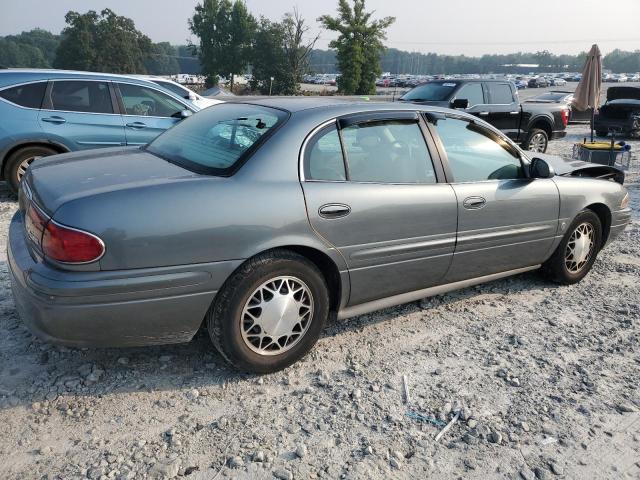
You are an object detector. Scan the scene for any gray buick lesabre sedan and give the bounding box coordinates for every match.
[8,99,632,372]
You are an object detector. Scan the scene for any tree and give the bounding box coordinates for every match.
[189,0,256,88]
[145,42,180,75]
[54,9,151,73]
[318,0,394,94]
[281,8,319,94]
[251,18,287,94]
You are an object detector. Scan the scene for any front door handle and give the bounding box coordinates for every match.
[41,116,66,124]
[463,196,486,210]
[318,203,351,219]
[126,122,147,129]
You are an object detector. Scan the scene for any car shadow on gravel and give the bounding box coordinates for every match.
[0,267,559,410]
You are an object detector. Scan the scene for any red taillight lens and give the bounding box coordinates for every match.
[42,221,105,263]
[560,109,570,127]
[25,203,48,246]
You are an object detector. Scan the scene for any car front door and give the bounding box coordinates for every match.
[429,115,559,282]
[485,82,521,141]
[301,112,458,306]
[115,82,191,146]
[38,80,125,149]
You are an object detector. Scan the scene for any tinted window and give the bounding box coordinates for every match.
[0,82,47,108]
[401,82,457,102]
[146,103,287,174]
[435,117,523,182]
[305,125,346,181]
[487,83,514,104]
[342,121,436,184]
[50,81,113,113]
[154,80,190,98]
[456,83,484,107]
[118,83,185,117]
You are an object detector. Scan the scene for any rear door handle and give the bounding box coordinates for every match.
[318,203,351,219]
[41,116,66,124]
[126,122,147,129]
[509,111,520,115]
[463,196,486,210]
[478,112,490,116]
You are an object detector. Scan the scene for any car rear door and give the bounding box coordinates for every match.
[300,112,458,306]
[429,114,559,282]
[38,79,125,149]
[114,82,191,146]
[485,82,521,141]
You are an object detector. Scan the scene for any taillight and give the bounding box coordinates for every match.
[560,109,570,127]
[42,221,105,264]
[25,203,48,246]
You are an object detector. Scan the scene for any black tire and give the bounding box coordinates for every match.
[522,128,549,153]
[541,209,602,285]
[595,130,609,137]
[5,145,58,194]
[207,249,330,373]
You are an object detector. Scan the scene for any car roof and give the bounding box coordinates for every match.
[0,68,169,89]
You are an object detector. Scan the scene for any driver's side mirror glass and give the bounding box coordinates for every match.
[530,157,554,178]
[451,98,469,109]
[179,109,193,119]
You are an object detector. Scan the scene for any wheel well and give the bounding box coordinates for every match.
[1,142,67,177]
[282,245,342,314]
[586,203,611,247]
[529,119,552,137]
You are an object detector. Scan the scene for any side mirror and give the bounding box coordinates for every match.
[451,98,469,109]
[530,157,554,178]
[179,109,193,119]
[187,92,197,101]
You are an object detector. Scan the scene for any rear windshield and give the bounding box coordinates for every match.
[401,82,457,102]
[146,103,288,175]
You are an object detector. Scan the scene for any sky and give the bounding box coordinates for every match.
[1,0,640,56]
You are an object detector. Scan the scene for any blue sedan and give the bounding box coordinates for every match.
[0,69,198,193]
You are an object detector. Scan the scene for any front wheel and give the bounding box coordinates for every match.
[207,250,329,373]
[522,129,549,153]
[541,210,602,285]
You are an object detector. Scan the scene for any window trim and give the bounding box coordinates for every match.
[300,112,444,185]
[113,81,194,119]
[452,82,487,109]
[427,113,529,184]
[41,79,120,115]
[0,80,49,110]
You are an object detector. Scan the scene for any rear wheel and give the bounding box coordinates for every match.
[207,250,329,373]
[523,128,549,153]
[541,210,602,285]
[5,145,58,194]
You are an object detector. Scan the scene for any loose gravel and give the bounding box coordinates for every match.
[0,125,639,479]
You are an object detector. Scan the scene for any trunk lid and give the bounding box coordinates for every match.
[25,146,198,214]
[606,86,640,102]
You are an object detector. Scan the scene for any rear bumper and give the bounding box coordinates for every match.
[8,212,242,347]
[550,130,567,140]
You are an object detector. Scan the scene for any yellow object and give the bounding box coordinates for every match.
[579,141,624,151]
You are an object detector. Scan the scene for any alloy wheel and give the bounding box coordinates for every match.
[528,133,547,152]
[240,276,314,356]
[16,156,40,182]
[565,222,595,273]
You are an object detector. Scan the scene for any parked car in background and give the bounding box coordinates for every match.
[594,86,640,137]
[550,78,567,86]
[0,69,198,194]
[133,75,224,109]
[201,86,236,98]
[8,99,630,372]
[524,91,592,123]
[528,77,549,88]
[514,80,528,90]
[400,79,569,152]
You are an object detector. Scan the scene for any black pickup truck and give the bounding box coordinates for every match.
[400,79,569,152]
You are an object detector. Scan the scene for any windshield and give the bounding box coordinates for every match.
[154,80,190,98]
[146,103,288,175]
[401,82,457,102]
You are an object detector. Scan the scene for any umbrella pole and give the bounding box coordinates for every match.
[591,107,595,142]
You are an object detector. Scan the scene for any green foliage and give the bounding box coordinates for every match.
[0,38,49,68]
[54,9,152,73]
[189,0,256,87]
[604,49,640,74]
[145,42,180,75]
[318,0,395,94]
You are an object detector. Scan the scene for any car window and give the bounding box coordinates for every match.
[401,82,457,102]
[49,81,113,114]
[146,103,287,175]
[341,120,436,184]
[0,82,47,109]
[456,83,484,107]
[305,124,346,181]
[154,80,190,99]
[435,117,523,182]
[487,83,514,104]
[118,83,185,117]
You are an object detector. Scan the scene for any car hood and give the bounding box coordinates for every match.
[532,152,625,184]
[607,86,640,101]
[26,146,200,213]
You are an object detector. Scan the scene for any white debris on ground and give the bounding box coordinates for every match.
[0,125,639,479]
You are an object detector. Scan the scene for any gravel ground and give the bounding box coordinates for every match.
[0,125,639,480]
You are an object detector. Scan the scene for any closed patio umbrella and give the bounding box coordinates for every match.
[572,44,602,141]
